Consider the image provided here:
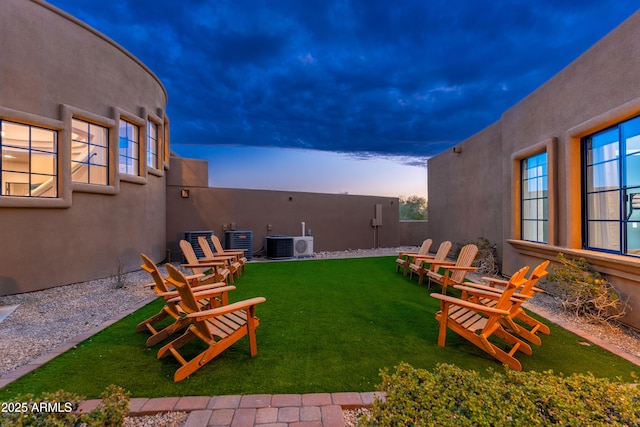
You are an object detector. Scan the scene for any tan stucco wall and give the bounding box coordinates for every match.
[428,10,640,329]
[428,122,505,257]
[165,157,422,259]
[0,0,168,295]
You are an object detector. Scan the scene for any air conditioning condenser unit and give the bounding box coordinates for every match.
[293,236,314,258]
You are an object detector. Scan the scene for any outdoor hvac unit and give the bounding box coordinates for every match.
[293,236,314,258]
[224,230,253,260]
[264,235,294,259]
[184,231,213,259]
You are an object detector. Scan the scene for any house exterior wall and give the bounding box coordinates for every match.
[428,11,640,329]
[165,157,425,259]
[0,0,168,295]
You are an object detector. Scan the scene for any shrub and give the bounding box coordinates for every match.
[1,384,130,427]
[546,253,628,325]
[453,237,500,276]
[358,363,640,427]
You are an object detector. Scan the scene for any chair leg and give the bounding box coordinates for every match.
[135,309,170,333]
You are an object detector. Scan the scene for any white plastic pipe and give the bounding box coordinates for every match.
[301,221,305,236]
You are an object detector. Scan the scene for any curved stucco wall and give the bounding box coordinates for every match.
[0,0,168,295]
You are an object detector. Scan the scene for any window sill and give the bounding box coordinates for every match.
[507,239,640,280]
[0,196,71,208]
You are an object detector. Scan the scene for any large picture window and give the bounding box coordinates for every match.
[583,116,640,256]
[0,120,57,197]
[119,120,139,175]
[521,152,548,243]
[71,119,109,185]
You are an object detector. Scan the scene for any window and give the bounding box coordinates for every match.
[71,119,109,185]
[119,120,139,175]
[583,116,640,256]
[521,152,548,243]
[147,121,159,169]
[1,120,57,197]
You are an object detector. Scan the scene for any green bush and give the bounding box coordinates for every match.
[546,253,628,325]
[358,363,639,427]
[1,384,130,427]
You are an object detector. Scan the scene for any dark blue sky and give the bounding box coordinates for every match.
[48,0,639,162]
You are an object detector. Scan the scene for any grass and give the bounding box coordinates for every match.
[0,256,637,399]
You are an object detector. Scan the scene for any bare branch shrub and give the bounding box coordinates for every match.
[546,253,628,326]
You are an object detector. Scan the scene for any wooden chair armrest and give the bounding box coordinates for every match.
[443,266,477,272]
[221,250,246,255]
[158,290,179,298]
[481,277,508,287]
[412,254,436,260]
[192,285,236,299]
[427,260,456,266]
[167,286,236,303]
[430,293,509,315]
[185,273,205,280]
[187,297,267,319]
[397,251,419,256]
[191,282,229,291]
[182,262,225,268]
[143,282,156,289]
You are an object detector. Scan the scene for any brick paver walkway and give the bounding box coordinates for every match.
[77,391,382,426]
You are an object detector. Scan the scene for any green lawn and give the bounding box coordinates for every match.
[0,256,637,399]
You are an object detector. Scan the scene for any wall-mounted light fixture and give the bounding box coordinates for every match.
[181,189,190,198]
[452,146,462,154]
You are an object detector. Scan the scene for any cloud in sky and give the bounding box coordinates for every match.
[48,0,638,161]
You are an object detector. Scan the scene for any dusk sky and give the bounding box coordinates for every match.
[47,1,639,197]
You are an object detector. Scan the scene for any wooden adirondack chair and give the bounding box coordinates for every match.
[426,243,478,294]
[211,234,248,270]
[158,263,266,382]
[180,239,232,284]
[455,260,551,345]
[396,239,432,275]
[197,235,243,279]
[431,266,532,371]
[136,254,234,347]
[408,240,452,284]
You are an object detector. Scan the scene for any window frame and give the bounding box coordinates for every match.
[1,119,58,198]
[0,107,68,208]
[511,137,557,246]
[114,109,146,185]
[581,115,640,257]
[521,151,549,243]
[71,118,110,186]
[119,119,140,177]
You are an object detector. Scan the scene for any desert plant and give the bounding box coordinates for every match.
[546,253,628,326]
[453,237,500,276]
[358,363,640,427]
[115,258,126,289]
[1,384,130,427]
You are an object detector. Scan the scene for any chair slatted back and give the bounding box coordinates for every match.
[482,266,528,334]
[141,254,170,294]
[198,235,216,258]
[165,263,212,340]
[520,260,550,295]
[211,235,226,254]
[180,240,205,275]
[418,239,433,255]
[451,244,478,283]
[433,241,452,261]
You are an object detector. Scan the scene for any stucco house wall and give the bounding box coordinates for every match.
[0,0,168,295]
[428,10,640,329]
